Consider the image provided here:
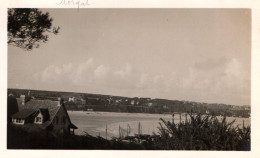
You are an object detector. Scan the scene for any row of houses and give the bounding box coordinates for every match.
[66,95,153,106]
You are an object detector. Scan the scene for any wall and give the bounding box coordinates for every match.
[34,113,43,124]
[52,105,71,135]
[12,118,25,125]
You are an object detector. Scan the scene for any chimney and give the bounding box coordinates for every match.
[57,97,61,106]
[8,93,14,97]
[28,90,31,97]
[20,95,26,105]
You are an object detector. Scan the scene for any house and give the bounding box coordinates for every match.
[68,97,75,102]
[106,98,113,105]
[115,99,122,103]
[130,97,139,105]
[11,97,77,135]
[80,98,86,105]
[163,105,168,109]
[147,102,153,107]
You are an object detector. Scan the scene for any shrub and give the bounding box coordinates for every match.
[156,113,250,150]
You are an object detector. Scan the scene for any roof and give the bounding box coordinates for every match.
[12,109,37,119]
[13,100,61,129]
[14,99,77,129]
[20,100,60,122]
[63,104,78,129]
[39,108,50,120]
[69,123,78,129]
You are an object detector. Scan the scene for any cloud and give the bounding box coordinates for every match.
[72,58,94,84]
[193,57,228,71]
[114,63,132,78]
[180,58,250,103]
[94,65,110,78]
[34,59,137,93]
[33,57,250,105]
[34,63,73,83]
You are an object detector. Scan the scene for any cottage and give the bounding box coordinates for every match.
[12,97,77,135]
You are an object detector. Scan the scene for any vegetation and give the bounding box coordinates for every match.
[8,8,60,50]
[7,95,19,123]
[156,113,250,150]
[7,113,250,150]
[8,88,250,118]
[7,124,143,150]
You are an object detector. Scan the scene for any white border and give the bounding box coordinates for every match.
[1,0,260,158]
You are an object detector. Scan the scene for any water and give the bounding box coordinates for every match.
[68,111,251,139]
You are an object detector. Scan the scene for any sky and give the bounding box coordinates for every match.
[8,9,251,105]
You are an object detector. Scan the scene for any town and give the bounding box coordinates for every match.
[8,88,250,118]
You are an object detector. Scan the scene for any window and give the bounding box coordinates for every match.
[16,118,23,123]
[35,117,42,123]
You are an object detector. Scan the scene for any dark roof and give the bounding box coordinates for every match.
[69,123,78,129]
[12,109,37,119]
[39,108,50,120]
[20,100,60,122]
[14,99,77,129]
[13,100,61,129]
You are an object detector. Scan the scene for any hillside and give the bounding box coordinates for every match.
[8,88,250,118]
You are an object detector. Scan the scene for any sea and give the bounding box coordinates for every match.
[68,111,251,139]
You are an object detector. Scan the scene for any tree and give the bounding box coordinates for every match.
[7,94,19,123]
[8,8,60,51]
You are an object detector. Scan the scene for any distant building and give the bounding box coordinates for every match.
[139,98,151,102]
[68,97,75,102]
[147,102,153,107]
[11,97,77,135]
[115,99,122,103]
[106,98,113,105]
[130,97,139,105]
[80,98,86,105]
[163,105,168,109]
[244,107,250,110]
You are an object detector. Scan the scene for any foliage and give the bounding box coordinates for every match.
[8,88,250,118]
[7,112,250,150]
[156,113,250,150]
[7,124,143,149]
[7,95,19,123]
[8,8,60,50]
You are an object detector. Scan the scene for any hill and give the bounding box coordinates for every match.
[8,88,250,118]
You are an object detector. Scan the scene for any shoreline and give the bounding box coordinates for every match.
[68,111,251,137]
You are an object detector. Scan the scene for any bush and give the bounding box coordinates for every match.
[156,113,250,150]
[7,124,143,149]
